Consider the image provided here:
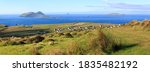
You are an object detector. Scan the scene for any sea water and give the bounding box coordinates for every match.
[0,14,150,26]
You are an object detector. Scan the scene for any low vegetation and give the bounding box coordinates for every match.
[0,21,149,55]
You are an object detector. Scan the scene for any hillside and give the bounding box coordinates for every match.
[0,21,149,55]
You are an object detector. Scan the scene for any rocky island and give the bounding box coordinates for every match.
[107,13,125,16]
[20,11,49,18]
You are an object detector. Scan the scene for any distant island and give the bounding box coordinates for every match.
[107,13,125,16]
[20,11,49,18]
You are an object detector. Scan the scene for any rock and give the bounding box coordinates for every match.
[20,11,49,18]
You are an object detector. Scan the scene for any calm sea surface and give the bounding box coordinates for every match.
[0,14,150,26]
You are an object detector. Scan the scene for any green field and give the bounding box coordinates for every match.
[0,22,149,55]
[103,26,150,54]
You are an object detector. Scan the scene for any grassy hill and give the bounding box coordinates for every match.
[0,22,149,55]
[127,20,150,31]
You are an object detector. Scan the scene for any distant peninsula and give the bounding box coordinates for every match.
[107,13,125,16]
[20,11,49,18]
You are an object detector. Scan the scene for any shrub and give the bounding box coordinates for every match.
[48,34,54,37]
[0,38,25,46]
[70,32,77,36]
[0,41,9,46]
[66,41,85,55]
[64,33,73,38]
[28,45,43,55]
[31,35,45,43]
[25,35,45,44]
[111,38,122,52]
[0,35,44,46]
[87,36,104,54]
[85,30,107,54]
[96,30,122,54]
[53,33,64,37]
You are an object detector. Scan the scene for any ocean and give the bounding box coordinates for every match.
[0,14,150,26]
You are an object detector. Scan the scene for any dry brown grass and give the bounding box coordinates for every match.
[127,20,150,30]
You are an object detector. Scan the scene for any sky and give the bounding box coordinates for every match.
[0,0,150,14]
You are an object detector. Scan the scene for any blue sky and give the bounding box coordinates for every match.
[0,0,150,14]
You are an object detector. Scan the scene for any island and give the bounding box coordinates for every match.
[107,13,125,16]
[20,11,49,18]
